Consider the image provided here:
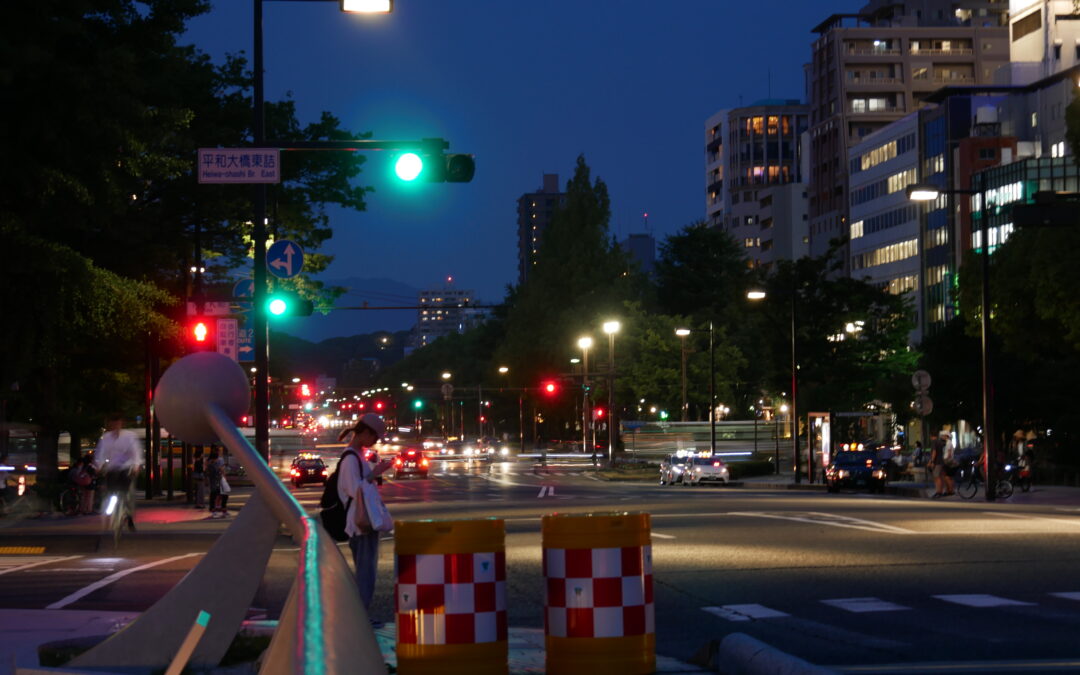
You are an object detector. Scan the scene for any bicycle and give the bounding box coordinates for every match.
[101,471,135,546]
[956,460,1013,500]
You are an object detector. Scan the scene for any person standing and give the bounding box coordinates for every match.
[206,449,223,519]
[336,413,393,622]
[93,413,143,531]
[191,449,206,509]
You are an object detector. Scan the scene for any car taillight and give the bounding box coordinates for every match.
[290,469,299,476]
[394,458,403,467]
[322,469,328,476]
[421,458,429,467]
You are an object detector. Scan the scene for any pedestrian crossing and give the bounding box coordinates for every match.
[702,592,1080,622]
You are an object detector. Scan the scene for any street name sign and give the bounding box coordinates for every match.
[186,301,232,317]
[216,318,239,362]
[197,148,280,184]
[267,240,304,279]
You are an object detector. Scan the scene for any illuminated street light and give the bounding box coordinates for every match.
[905,183,940,201]
[748,288,796,479]
[441,372,452,380]
[602,320,620,464]
[498,366,509,374]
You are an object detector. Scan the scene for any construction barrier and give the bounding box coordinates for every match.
[395,519,507,675]
[542,512,654,674]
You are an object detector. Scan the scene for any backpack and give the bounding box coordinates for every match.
[319,450,358,542]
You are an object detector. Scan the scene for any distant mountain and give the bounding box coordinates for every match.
[281,277,420,343]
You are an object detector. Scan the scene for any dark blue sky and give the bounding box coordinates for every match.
[184,0,853,307]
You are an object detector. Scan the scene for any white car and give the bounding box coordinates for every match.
[683,456,730,486]
[659,454,691,485]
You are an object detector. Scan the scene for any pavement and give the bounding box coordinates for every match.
[4,471,1080,673]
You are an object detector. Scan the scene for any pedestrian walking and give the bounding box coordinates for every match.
[928,430,954,498]
[336,413,393,624]
[93,413,143,530]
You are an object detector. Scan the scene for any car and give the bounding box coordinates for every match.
[683,456,730,486]
[393,448,430,478]
[289,455,328,487]
[421,437,446,452]
[825,451,888,493]
[659,453,692,485]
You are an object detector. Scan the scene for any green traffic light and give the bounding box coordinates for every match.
[413,400,423,409]
[268,298,287,315]
[659,410,669,420]
[395,153,423,181]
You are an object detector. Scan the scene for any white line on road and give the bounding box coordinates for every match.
[933,594,1034,608]
[821,597,910,613]
[537,485,556,498]
[702,604,789,622]
[0,555,82,576]
[983,511,1080,527]
[46,553,202,610]
[651,532,676,539]
[728,511,914,534]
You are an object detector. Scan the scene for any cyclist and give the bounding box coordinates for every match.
[93,413,143,532]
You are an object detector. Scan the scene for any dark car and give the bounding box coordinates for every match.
[825,451,888,493]
[289,455,328,487]
[393,448,430,479]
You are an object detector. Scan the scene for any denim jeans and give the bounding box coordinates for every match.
[349,531,380,613]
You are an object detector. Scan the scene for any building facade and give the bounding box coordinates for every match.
[414,283,477,348]
[516,174,566,286]
[704,100,810,269]
[807,0,1009,267]
[620,233,656,276]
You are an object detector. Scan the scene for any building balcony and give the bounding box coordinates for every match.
[846,48,901,56]
[910,48,974,56]
[849,106,904,115]
[845,77,903,86]
[933,75,975,83]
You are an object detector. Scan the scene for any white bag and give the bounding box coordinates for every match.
[220,476,231,494]
[355,460,392,532]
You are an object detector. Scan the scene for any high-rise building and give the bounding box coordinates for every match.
[620,233,656,276]
[807,0,1009,266]
[516,174,566,286]
[414,279,477,348]
[705,100,811,269]
[1005,0,1080,82]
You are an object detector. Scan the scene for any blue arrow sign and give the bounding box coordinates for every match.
[233,279,254,314]
[267,240,304,279]
[238,328,255,362]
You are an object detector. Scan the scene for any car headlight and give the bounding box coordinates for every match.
[463,447,474,456]
[499,447,509,456]
[872,469,886,479]
[837,470,849,479]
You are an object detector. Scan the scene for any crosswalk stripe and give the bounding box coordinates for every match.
[821,597,910,613]
[702,604,789,622]
[46,553,202,610]
[1049,592,1080,601]
[934,594,1035,608]
[0,555,82,576]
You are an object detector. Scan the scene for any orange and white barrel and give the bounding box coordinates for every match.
[542,512,654,674]
[394,519,507,675]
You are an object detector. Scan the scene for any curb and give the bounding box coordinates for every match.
[715,632,836,674]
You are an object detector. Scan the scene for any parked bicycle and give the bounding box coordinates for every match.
[956,459,1013,500]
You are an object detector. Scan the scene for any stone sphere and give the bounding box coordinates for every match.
[155,352,250,443]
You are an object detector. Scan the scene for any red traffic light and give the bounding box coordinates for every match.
[299,383,311,398]
[375,401,384,410]
[542,380,557,396]
[188,318,214,351]
[593,407,605,419]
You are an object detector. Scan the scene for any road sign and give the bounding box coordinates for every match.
[233,279,254,314]
[186,301,232,317]
[267,240,304,279]
[197,148,280,184]
[912,370,932,392]
[441,383,454,400]
[216,318,239,362]
[913,394,933,416]
[238,327,255,363]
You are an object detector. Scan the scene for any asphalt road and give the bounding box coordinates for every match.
[3,458,1080,670]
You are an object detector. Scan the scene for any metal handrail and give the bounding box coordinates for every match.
[206,405,384,674]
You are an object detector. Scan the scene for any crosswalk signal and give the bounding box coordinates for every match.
[189,317,214,352]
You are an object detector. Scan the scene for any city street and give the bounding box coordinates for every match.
[3,459,1080,671]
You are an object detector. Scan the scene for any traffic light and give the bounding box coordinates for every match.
[266,293,314,317]
[659,410,669,420]
[188,317,214,351]
[299,383,311,398]
[393,152,476,183]
[541,380,558,396]
[593,407,605,420]
[413,399,423,410]
[375,401,384,411]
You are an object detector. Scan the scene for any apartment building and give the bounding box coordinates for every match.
[415,283,478,348]
[516,174,566,286]
[807,0,1009,267]
[704,100,810,269]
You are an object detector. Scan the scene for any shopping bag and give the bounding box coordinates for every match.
[220,476,231,494]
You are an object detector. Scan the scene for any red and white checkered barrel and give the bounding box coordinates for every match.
[395,519,507,675]
[542,512,654,674]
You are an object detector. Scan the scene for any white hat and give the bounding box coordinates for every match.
[358,413,387,439]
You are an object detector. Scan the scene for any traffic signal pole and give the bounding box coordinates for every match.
[252,0,271,461]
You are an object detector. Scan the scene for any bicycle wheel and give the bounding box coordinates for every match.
[58,488,79,516]
[957,477,979,500]
[996,479,1014,500]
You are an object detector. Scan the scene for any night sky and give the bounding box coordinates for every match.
[183,0,854,335]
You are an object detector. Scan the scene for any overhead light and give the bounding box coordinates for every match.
[906,184,940,201]
[746,290,766,300]
[341,0,392,12]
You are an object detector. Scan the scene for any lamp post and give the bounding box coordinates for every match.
[907,182,996,501]
[674,324,716,454]
[578,337,593,456]
[498,366,523,455]
[603,321,620,465]
[747,289,799,483]
[250,0,390,459]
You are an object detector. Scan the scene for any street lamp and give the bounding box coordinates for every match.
[250,0,391,459]
[674,324,715,454]
[577,336,593,458]
[748,289,799,482]
[602,321,620,465]
[675,328,691,421]
[907,182,997,501]
[497,366,523,454]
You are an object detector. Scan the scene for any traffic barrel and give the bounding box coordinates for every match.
[394,519,507,674]
[542,512,654,674]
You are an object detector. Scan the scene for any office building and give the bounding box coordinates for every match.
[1005,0,1080,82]
[517,174,566,286]
[620,233,656,276]
[414,281,477,348]
[807,0,1009,266]
[705,100,811,269]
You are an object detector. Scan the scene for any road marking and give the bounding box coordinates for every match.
[934,594,1034,608]
[728,511,914,534]
[1049,592,1080,602]
[651,532,676,539]
[983,511,1080,527]
[46,553,202,609]
[0,555,82,576]
[702,604,789,622]
[821,597,910,613]
[0,546,45,555]
[537,485,556,498]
